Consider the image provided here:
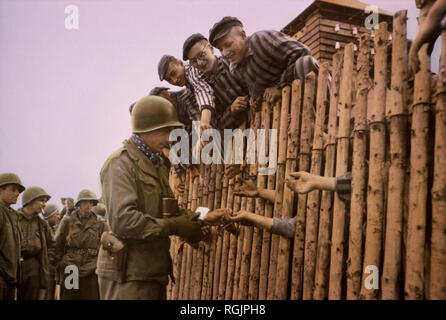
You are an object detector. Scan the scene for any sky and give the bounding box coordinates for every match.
[0,0,441,209]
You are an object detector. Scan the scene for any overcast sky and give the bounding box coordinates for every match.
[0,0,440,209]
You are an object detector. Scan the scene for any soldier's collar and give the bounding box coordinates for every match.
[130,134,164,168]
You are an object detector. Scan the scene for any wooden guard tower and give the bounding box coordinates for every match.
[281,0,394,64]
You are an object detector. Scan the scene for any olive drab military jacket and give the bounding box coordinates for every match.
[0,204,21,285]
[97,139,179,284]
[17,209,54,289]
[54,209,106,278]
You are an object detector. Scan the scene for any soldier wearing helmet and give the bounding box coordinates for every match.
[60,197,75,221]
[97,95,216,300]
[54,189,106,300]
[16,186,54,300]
[41,203,61,300]
[0,173,25,300]
[92,203,106,222]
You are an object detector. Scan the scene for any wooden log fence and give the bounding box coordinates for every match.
[167,6,445,300]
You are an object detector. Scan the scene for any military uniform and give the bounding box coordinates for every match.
[55,206,106,300]
[16,209,54,300]
[60,206,75,221]
[0,204,22,300]
[42,204,60,300]
[97,96,203,300]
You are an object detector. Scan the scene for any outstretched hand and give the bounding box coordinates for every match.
[286,171,320,194]
[228,210,255,227]
[203,208,232,225]
[233,178,258,197]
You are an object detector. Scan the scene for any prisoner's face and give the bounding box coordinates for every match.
[215,27,247,65]
[165,60,186,87]
[187,40,216,74]
[0,184,21,206]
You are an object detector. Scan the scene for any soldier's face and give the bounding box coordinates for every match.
[28,197,48,214]
[215,26,248,65]
[165,60,186,87]
[79,200,94,215]
[48,210,60,225]
[141,127,173,153]
[187,41,217,74]
[67,199,74,209]
[0,184,21,207]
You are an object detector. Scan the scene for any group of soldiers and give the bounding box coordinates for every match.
[0,176,107,300]
[1,15,362,300]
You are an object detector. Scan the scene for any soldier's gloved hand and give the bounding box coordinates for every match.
[167,215,203,243]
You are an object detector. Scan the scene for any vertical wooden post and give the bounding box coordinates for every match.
[233,196,246,299]
[272,85,292,300]
[303,64,331,299]
[212,164,224,300]
[291,73,317,299]
[346,34,372,300]
[204,164,217,300]
[258,101,275,300]
[248,110,264,300]
[360,21,389,300]
[266,98,284,299]
[382,10,409,300]
[217,174,230,300]
[274,79,302,299]
[224,177,240,300]
[405,0,433,300]
[328,43,355,300]
[238,110,259,300]
[430,28,446,300]
[314,52,342,300]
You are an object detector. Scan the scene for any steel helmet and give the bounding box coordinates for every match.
[22,186,51,207]
[0,173,25,193]
[75,189,99,207]
[91,203,106,217]
[42,203,59,220]
[131,95,183,133]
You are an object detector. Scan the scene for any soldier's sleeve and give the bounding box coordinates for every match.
[102,157,170,241]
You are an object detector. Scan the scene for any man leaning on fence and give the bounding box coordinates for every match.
[209,16,320,107]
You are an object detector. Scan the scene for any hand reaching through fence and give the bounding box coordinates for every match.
[286,171,336,193]
[233,178,259,197]
[202,208,233,225]
[233,178,277,202]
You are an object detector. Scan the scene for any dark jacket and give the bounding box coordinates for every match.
[97,139,186,284]
[17,210,54,289]
[0,204,21,285]
[55,209,106,278]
